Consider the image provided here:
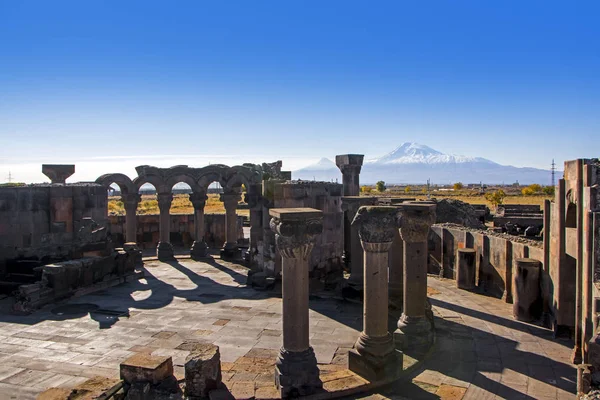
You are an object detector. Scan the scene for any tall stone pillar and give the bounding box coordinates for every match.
[220,192,241,259]
[348,206,400,381]
[269,208,323,397]
[335,155,364,196]
[341,196,377,288]
[122,193,141,244]
[189,192,208,260]
[395,203,436,353]
[389,225,404,302]
[156,192,174,260]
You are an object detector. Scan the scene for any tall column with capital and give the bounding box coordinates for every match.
[341,196,377,288]
[395,203,436,353]
[189,192,208,259]
[348,206,400,381]
[335,154,364,196]
[220,191,241,259]
[269,208,323,397]
[122,193,141,244]
[156,192,174,260]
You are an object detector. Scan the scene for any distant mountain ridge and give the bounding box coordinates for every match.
[293,142,554,185]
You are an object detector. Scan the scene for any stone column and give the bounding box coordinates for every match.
[189,192,208,260]
[456,248,476,290]
[513,258,542,322]
[389,225,404,302]
[348,206,400,381]
[269,208,323,397]
[122,193,141,244]
[335,155,364,196]
[341,196,377,288]
[395,203,436,353]
[156,192,174,260]
[220,192,241,259]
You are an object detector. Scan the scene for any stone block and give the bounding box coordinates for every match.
[120,353,174,385]
[184,343,222,399]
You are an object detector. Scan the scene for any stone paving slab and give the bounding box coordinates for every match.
[355,277,577,400]
[0,259,579,399]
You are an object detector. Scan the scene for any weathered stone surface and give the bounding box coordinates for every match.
[184,343,222,399]
[275,348,322,397]
[335,154,364,197]
[120,353,174,385]
[42,164,75,184]
[351,206,399,245]
[456,248,476,290]
[513,258,541,322]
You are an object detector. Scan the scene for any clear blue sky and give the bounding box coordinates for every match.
[1,1,598,182]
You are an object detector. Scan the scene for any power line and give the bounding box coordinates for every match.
[6,170,12,183]
[551,159,556,187]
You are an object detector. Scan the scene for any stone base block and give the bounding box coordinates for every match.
[348,348,401,382]
[184,343,222,399]
[190,241,209,260]
[275,347,322,398]
[120,353,173,385]
[220,246,241,260]
[124,242,143,268]
[394,316,433,354]
[157,242,174,260]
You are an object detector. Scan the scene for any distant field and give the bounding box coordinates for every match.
[108,193,249,216]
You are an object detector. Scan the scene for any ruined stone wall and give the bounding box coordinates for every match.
[262,181,344,278]
[0,184,107,272]
[429,224,546,305]
[107,214,244,249]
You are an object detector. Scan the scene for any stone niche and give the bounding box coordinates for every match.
[267,181,344,279]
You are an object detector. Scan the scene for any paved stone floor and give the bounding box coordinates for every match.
[360,279,577,400]
[0,258,577,399]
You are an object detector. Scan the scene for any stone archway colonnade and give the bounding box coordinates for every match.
[96,164,263,260]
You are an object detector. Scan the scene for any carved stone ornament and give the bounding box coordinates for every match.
[157,193,173,211]
[399,203,436,243]
[351,206,400,244]
[269,217,323,259]
[189,192,208,210]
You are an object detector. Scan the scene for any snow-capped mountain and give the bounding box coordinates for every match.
[293,142,555,185]
[366,143,496,165]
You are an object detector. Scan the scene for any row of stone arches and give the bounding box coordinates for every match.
[96,164,263,260]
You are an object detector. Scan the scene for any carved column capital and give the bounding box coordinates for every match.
[399,203,436,243]
[338,164,362,176]
[121,193,141,209]
[220,192,241,210]
[341,196,378,221]
[157,192,173,211]
[351,206,399,249]
[189,192,208,210]
[269,208,323,259]
[335,154,364,175]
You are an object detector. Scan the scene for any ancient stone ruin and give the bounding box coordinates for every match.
[0,156,596,399]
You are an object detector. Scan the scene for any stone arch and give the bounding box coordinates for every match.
[95,173,135,195]
[133,175,168,194]
[197,165,228,192]
[224,166,258,191]
[166,173,201,194]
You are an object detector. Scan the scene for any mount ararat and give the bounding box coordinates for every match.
[293,143,554,185]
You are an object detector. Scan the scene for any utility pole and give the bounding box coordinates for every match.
[551,159,556,187]
[6,170,12,183]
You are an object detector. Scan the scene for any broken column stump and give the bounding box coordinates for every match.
[456,248,476,290]
[120,353,174,386]
[513,258,542,322]
[184,343,222,399]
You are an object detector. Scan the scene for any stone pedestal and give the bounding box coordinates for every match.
[395,203,436,354]
[156,193,174,260]
[123,242,142,268]
[348,206,400,381]
[341,196,377,288]
[456,248,476,290]
[513,258,541,322]
[220,192,241,260]
[270,208,323,397]
[123,193,141,244]
[190,192,208,260]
